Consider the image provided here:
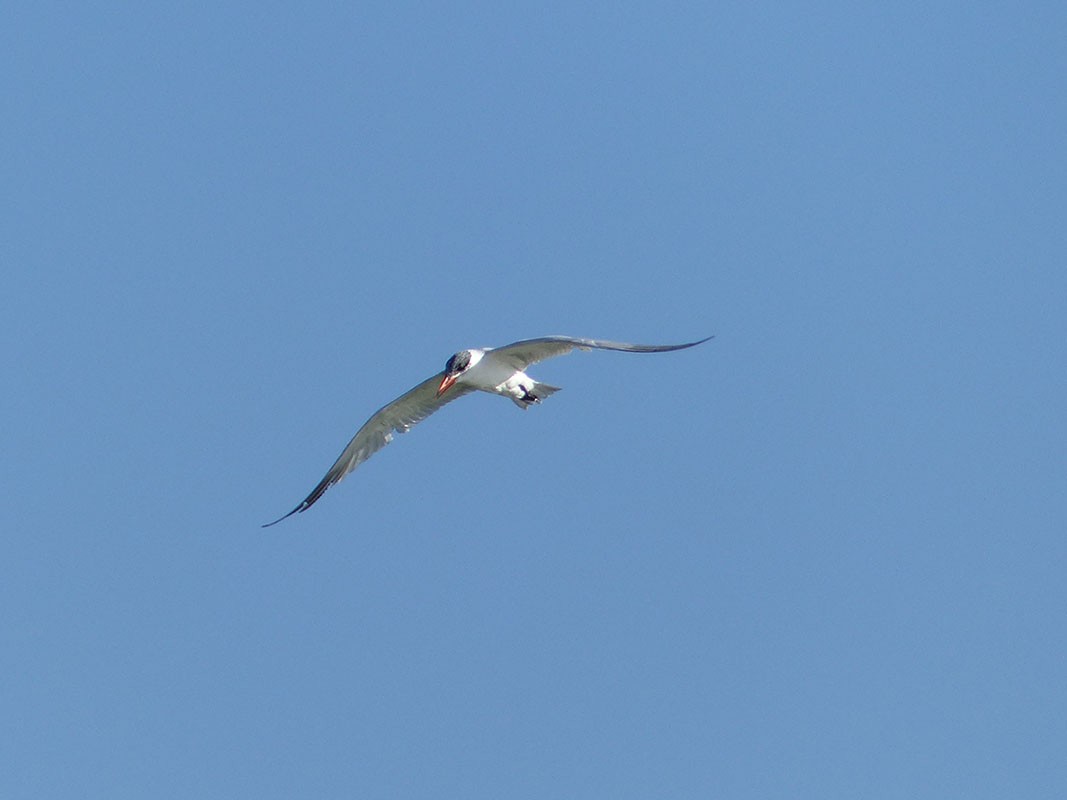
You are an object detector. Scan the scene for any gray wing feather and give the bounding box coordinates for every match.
[263,373,474,526]
[490,335,713,370]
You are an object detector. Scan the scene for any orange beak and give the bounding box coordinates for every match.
[436,373,458,398]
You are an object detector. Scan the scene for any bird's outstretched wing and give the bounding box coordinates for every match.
[489,335,713,371]
[263,373,475,526]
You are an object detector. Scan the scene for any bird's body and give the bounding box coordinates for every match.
[442,348,560,408]
[264,335,711,526]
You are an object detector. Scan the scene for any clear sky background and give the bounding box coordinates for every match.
[3,3,1065,798]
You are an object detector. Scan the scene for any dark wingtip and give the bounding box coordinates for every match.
[262,477,333,528]
[673,335,714,349]
[261,504,303,528]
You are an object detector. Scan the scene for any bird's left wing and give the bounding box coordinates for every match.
[489,335,713,371]
[263,373,475,526]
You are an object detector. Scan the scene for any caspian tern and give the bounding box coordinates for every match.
[264,335,712,526]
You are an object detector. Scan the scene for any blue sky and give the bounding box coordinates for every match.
[3,2,1065,797]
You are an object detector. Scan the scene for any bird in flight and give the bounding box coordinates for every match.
[263,335,712,526]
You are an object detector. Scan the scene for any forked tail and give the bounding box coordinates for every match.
[512,381,562,408]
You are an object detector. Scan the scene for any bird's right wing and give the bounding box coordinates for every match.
[263,373,475,526]
[489,335,713,371]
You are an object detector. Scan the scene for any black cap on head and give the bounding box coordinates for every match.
[444,350,471,375]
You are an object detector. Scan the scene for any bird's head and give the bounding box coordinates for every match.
[436,349,481,397]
